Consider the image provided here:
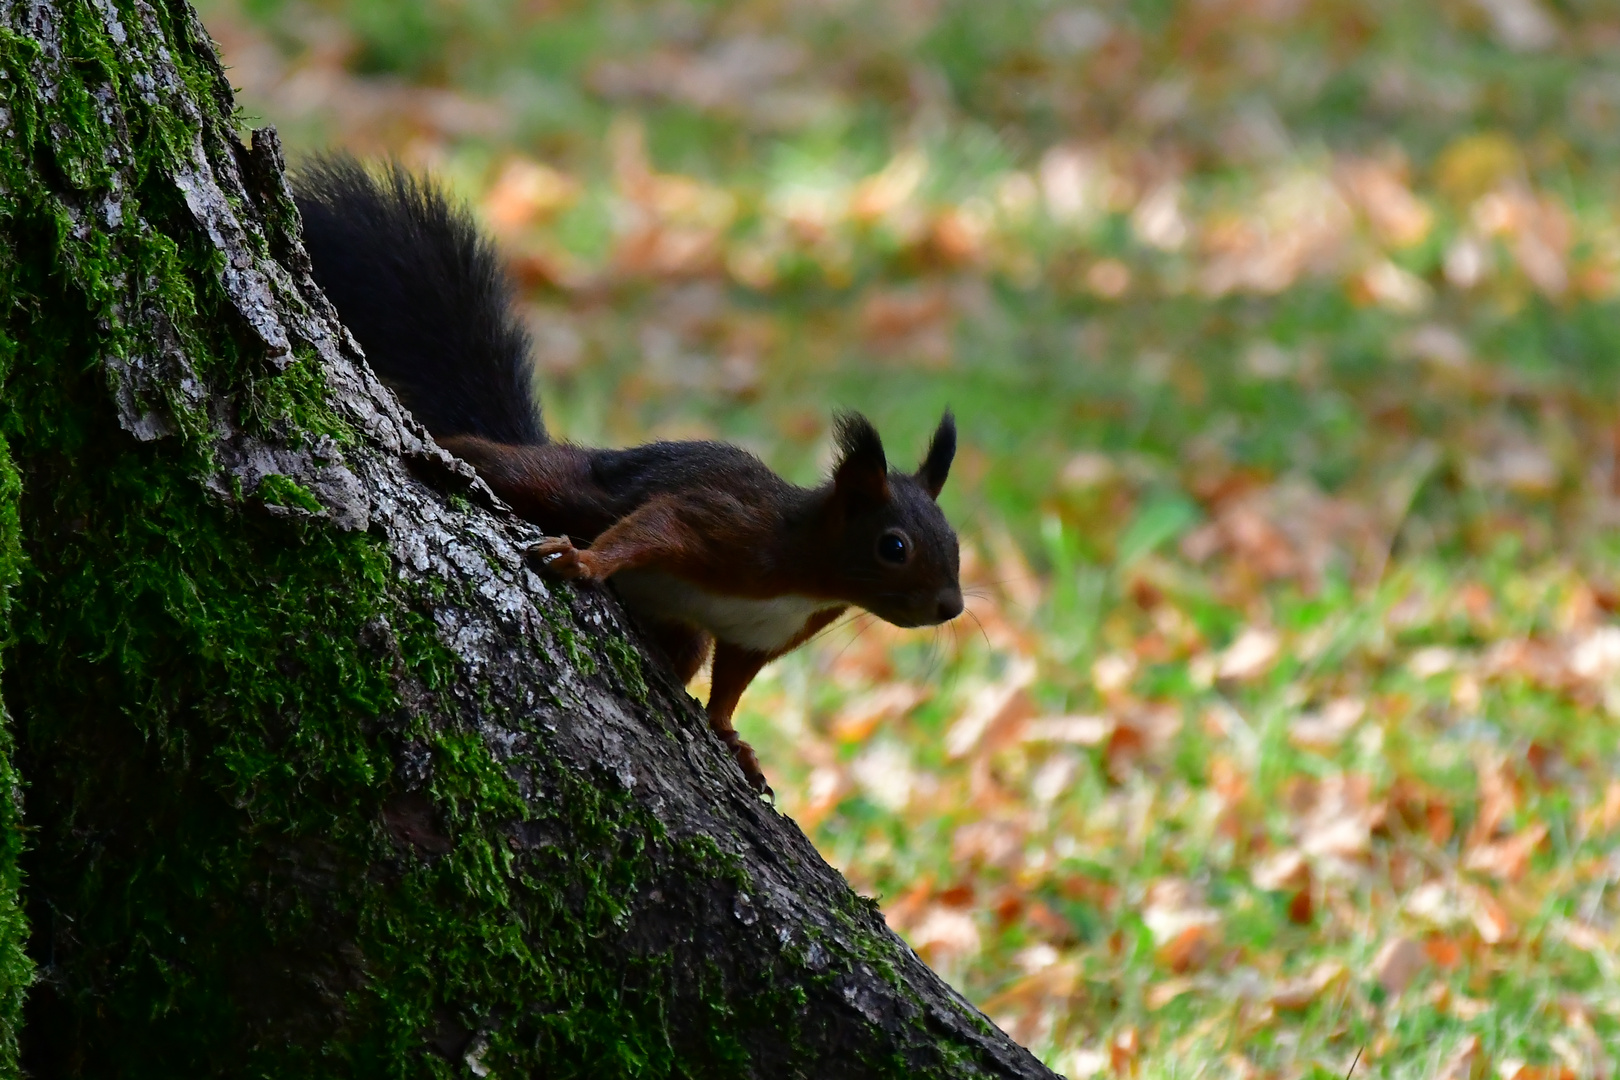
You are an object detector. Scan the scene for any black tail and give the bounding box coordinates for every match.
[293,155,547,446]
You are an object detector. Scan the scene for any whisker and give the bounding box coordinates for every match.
[964,608,992,651]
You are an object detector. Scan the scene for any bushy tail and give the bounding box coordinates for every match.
[294,155,547,446]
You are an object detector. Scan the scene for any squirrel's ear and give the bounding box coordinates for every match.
[915,409,955,500]
[832,411,889,505]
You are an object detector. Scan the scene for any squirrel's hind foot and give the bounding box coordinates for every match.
[719,730,772,796]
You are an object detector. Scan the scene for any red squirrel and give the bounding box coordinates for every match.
[294,157,962,791]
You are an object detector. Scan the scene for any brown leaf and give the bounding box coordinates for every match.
[1023,714,1115,747]
[1251,848,1309,892]
[1499,1063,1576,1080]
[1289,697,1366,749]
[907,905,982,964]
[1269,960,1345,1011]
[829,683,927,744]
[1372,936,1428,995]
[945,657,1037,758]
[1294,775,1383,859]
[1338,157,1433,248]
[1143,879,1220,972]
[1144,977,1195,1011]
[1025,901,1079,945]
[1435,1036,1488,1080]
[1216,626,1280,681]
[1463,823,1548,882]
[951,819,1026,869]
[1425,936,1466,969]
[1110,1027,1141,1076]
[1469,891,1514,944]
[859,285,951,344]
[483,157,579,231]
[1286,887,1313,925]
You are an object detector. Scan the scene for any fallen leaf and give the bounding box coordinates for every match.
[1372,936,1428,995]
[1553,917,1608,954]
[830,683,927,743]
[859,284,951,345]
[1058,1047,1111,1080]
[1464,823,1548,881]
[483,157,580,231]
[1409,646,1460,679]
[849,741,917,812]
[908,905,982,963]
[1287,887,1313,925]
[1111,1027,1141,1075]
[1061,451,1117,490]
[1470,891,1514,944]
[1425,936,1466,969]
[1467,752,1521,848]
[1339,157,1433,248]
[1359,259,1432,313]
[1499,1061,1577,1080]
[1143,879,1221,972]
[945,658,1038,758]
[1145,977,1196,1010]
[1217,627,1280,681]
[850,149,927,222]
[951,819,1026,869]
[1436,1035,1488,1080]
[1158,924,1215,973]
[1091,652,1137,695]
[1251,848,1309,892]
[1405,881,1469,928]
[1569,627,1620,680]
[1270,960,1345,1010]
[1295,775,1382,859]
[1023,715,1115,746]
[1289,697,1366,749]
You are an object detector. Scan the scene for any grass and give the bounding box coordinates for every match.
[198,0,1620,1073]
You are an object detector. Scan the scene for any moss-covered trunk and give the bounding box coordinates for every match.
[0,2,1059,1076]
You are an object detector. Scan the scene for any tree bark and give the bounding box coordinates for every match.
[0,1,1062,1076]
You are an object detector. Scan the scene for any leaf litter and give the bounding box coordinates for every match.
[200,0,1620,1072]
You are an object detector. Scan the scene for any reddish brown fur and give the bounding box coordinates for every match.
[443,422,959,794]
[293,159,959,794]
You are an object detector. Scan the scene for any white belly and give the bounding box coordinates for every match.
[610,570,837,653]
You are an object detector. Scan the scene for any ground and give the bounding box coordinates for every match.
[197,1,1620,1074]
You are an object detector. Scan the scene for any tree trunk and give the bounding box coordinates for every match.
[0,2,1061,1076]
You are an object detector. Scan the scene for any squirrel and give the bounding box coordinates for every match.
[292,156,963,792]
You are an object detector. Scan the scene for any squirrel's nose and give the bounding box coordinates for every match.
[935,588,964,621]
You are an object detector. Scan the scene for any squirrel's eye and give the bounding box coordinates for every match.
[877,530,910,566]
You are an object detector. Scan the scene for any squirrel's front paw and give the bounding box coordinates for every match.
[526,537,597,580]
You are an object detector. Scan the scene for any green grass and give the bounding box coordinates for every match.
[200,0,1620,1072]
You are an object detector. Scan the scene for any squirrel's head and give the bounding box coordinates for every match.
[821,410,962,628]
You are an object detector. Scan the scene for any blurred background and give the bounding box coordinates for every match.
[200,0,1620,1074]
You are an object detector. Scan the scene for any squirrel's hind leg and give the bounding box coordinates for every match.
[645,620,711,685]
[707,642,773,793]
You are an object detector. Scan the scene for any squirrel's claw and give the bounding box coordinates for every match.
[527,537,595,580]
[720,730,773,797]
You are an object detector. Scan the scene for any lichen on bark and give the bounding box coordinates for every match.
[0,1,1059,1076]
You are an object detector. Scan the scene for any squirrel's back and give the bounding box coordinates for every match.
[294,155,546,446]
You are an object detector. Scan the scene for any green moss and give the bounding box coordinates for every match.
[0,431,33,1074]
[541,596,597,676]
[603,631,649,703]
[241,346,357,446]
[0,43,39,1069]
[255,472,325,514]
[0,6,1004,1075]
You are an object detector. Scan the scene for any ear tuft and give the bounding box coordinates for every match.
[832,411,889,504]
[916,409,956,499]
